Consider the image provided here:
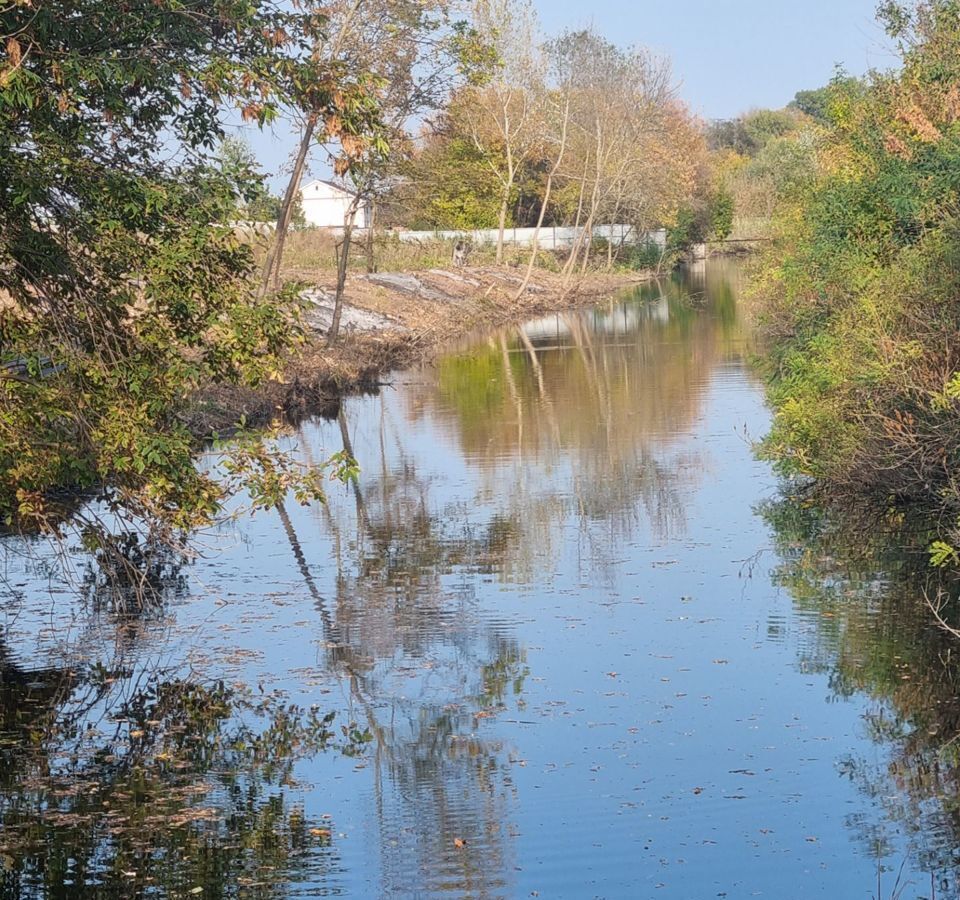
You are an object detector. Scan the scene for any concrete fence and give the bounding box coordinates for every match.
[394,225,667,251]
[230,221,670,253]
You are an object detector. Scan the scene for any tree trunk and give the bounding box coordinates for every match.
[364,199,377,274]
[327,198,361,346]
[513,173,554,301]
[514,97,570,301]
[495,187,510,265]
[579,214,595,277]
[259,113,317,298]
[561,159,590,281]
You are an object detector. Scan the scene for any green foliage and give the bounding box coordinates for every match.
[406,135,506,229]
[665,206,705,254]
[790,75,866,124]
[619,240,666,270]
[666,189,735,255]
[708,108,806,157]
[744,131,820,203]
[741,108,803,150]
[0,0,357,540]
[708,189,735,241]
[706,118,757,155]
[754,0,960,566]
[930,540,960,568]
[217,136,292,223]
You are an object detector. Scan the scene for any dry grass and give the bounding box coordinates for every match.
[260,228,574,280]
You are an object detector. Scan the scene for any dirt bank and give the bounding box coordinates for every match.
[186,265,648,435]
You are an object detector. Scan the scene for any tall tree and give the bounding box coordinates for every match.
[0,0,357,543]
[314,0,475,343]
[544,30,701,284]
[455,0,544,264]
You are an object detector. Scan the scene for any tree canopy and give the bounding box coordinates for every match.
[0,1,377,542]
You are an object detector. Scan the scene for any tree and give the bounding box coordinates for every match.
[741,108,804,149]
[217,135,287,222]
[543,29,702,282]
[316,0,476,342]
[0,0,358,547]
[403,128,507,229]
[256,0,385,298]
[513,62,572,297]
[790,75,866,124]
[454,0,544,264]
[258,0,474,342]
[755,0,960,547]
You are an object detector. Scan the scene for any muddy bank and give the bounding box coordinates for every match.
[186,265,648,435]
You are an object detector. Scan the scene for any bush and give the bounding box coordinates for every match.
[754,0,960,561]
[620,240,665,270]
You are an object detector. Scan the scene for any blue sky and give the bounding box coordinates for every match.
[246,0,897,189]
[534,0,895,119]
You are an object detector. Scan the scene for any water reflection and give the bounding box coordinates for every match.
[410,261,752,584]
[0,262,766,897]
[289,414,525,897]
[0,663,355,898]
[269,261,761,895]
[0,488,351,897]
[762,496,960,893]
[8,261,960,896]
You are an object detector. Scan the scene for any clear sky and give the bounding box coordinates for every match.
[247,0,898,189]
[533,0,896,119]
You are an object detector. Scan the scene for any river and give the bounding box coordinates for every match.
[2,259,959,898]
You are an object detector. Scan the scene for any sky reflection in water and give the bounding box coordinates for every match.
[3,260,960,898]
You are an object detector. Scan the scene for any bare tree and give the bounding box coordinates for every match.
[455,0,544,264]
[547,31,681,287]
[513,79,571,298]
[319,0,471,343]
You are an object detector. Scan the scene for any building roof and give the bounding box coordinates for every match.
[300,179,358,198]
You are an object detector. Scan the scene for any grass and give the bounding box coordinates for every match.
[251,227,631,280]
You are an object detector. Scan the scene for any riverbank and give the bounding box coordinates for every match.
[186,265,648,435]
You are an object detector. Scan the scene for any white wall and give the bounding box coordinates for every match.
[395,225,667,251]
[299,180,369,228]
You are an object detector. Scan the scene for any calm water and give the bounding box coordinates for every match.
[3,260,960,898]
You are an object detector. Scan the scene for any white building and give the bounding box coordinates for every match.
[298,179,370,229]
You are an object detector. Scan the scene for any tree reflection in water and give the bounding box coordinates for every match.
[0,544,362,898]
[763,495,960,894]
[272,261,752,895]
[1,261,763,897]
[285,411,526,897]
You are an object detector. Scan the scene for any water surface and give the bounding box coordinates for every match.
[2,260,959,898]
